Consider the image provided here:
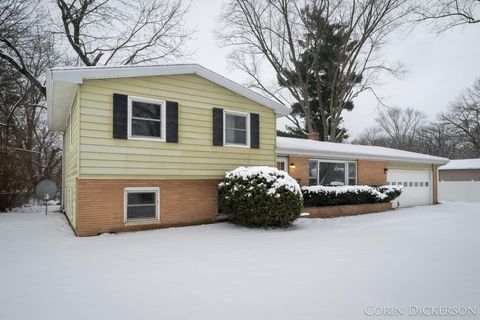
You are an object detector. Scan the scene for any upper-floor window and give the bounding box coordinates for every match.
[128,96,166,140]
[309,160,357,186]
[224,110,250,147]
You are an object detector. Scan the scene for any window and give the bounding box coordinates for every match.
[348,162,357,185]
[224,110,250,147]
[128,96,165,140]
[124,187,159,222]
[276,157,288,172]
[309,160,357,186]
[309,160,319,185]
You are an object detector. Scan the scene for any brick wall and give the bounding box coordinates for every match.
[357,160,387,185]
[439,169,480,181]
[304,202,393,218]
[76,179,221,236]
[287,156,310,186]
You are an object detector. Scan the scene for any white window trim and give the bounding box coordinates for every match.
[223,109,250,148]
[127,96,166,142]
[309,159,357,186]
[124,187,160,224]
[347,161,358,185]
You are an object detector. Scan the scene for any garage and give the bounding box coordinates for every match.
[387,170,432,207]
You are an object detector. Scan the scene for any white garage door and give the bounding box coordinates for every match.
[387,170,432,207]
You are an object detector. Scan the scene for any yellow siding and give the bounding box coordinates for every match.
[387,162,432,171]
[78,74,277,179]
[63,88,80,226]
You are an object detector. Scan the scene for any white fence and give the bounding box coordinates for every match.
[438,181,480,202]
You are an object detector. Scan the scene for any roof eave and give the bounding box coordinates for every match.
[276,147,449,165]
[46,64,290,131]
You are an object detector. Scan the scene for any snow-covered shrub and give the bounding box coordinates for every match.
[375,185,403,202]
[218,166,303,228]
[302,185,402,207]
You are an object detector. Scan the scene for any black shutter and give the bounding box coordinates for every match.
[212,108,223,146]
[250,113,260,148]
[113,93,128,139]
[166,101,178,143]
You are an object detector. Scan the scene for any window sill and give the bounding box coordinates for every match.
[124,219,161,226]
[223,143,250,148]
[128,136,165,142]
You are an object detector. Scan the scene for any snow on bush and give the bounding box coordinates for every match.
[302,185,402,207]
[218,166,303,228]
[375,185,403,202]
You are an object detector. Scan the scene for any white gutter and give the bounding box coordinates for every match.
[276,146,449,165]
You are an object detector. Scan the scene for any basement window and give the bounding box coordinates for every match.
[124,187,159,222]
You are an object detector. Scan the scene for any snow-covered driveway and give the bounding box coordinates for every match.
[1,203,479,320]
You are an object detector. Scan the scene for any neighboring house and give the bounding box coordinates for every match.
[47,64,449,236]
[276,136,448,208]
[47,64,289,236]
[438,159,480,202]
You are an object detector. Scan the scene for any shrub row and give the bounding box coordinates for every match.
[302,185,402,207]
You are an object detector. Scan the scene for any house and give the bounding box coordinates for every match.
[276,136,448,208]
[47,64,289,236]
[47,64,449,236]
[438,159,480,202]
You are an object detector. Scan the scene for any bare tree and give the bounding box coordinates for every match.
[54,0,193,66]
[0,60,62,210]
[0,0,56,95]
[414,0,480,31]
[353,106,427,151]
[217,0,410,141]
[352,126,390,146]
[416,121,460,158]
[441,78,480,157]
[1,0,193,96]
[375,106,427,150]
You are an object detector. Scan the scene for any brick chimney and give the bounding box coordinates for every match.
[307,132,319,140]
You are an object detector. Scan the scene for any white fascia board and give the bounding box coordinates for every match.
[276,147,449,165]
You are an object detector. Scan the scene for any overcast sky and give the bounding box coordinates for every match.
[184,0,480,139]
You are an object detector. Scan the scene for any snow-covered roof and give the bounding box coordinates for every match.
[276,137,449,165]
[439,159,480,170]
[46,64,290,131]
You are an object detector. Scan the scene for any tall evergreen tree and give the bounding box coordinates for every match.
[278,6,362,141]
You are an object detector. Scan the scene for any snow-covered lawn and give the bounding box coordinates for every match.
[1,203,479,320]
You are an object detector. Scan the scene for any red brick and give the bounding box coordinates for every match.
[76,179,221,236]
